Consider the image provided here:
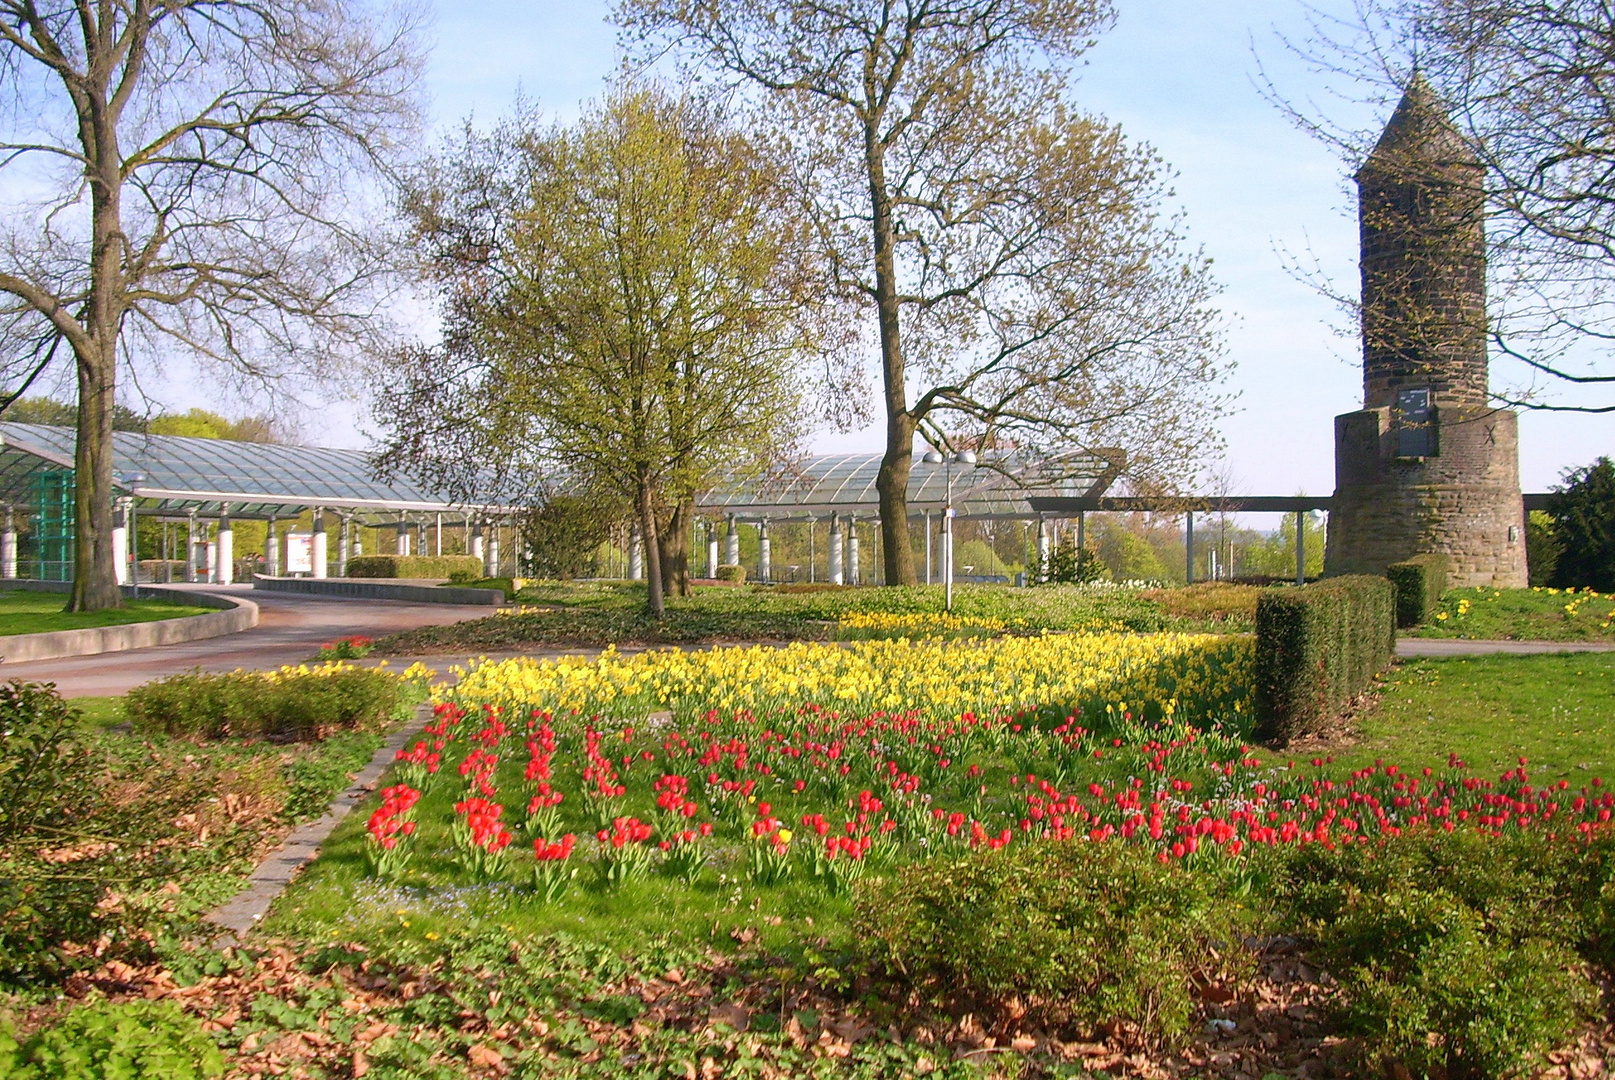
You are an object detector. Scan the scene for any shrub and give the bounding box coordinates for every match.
[346,554,484,580]
[714,563,746,583]
[0,681,98,844]
[1142,582,1260,624]
[1386,553,1449,628]
[0,998,224,1079]
[1546,456,1615,591]
[1253,574,1395,743]
[1526,509,1561,587]
[125,664,414,740]
[1043,538,1104,584]
[854,842,1253,1044]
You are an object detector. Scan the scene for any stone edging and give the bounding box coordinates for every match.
[253,574,503,606]
[205,706,428,940]
[0,581,258,663]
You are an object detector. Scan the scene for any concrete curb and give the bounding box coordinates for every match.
[205,705,429,939]
[1397,637,1615,657]
[0,581,258,663]
[253,575,503,606]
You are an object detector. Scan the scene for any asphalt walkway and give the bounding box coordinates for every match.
[0,584,499,697]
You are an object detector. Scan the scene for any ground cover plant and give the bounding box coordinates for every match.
[1407,585,1615,641]
[377,582,1255,653]
[0,590,214,635]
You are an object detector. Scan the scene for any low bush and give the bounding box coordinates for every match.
[1142,582,1261,625]
[854,842,1253,1044]
[714,563,746,583]
[1387,553,1450,628]
[1253,575,1395,743]
[125,664,416,740]
[0,998,224,1079]
[347,554,484,580]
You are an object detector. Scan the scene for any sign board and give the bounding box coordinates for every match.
[285,532,313,575]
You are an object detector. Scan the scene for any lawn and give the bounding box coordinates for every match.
[1406,584,1615,641]
[0,589,214,635]
[1334,651,1615,781]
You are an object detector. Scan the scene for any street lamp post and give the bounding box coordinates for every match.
[923,449,977,612]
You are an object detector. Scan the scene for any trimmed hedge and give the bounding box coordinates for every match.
[346,554,484,580]
[1387,553,1450,628]
[714,564,746,584]
[1254,575,1396,744]
[126,666,413,740]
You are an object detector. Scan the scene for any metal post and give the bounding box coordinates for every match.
[829,512,843,585]
[312,508,329,578]
[759,519,771,583]
[186,510,198,582]
[925,509,933,584]
[1036,515,1049,583]
[435,512,443,557]
[266,514,278,576]
[216,505,234,585]
[725,514,739,568]
[1295,509,1306,585]
[338,515,351,578]
[1076,509,1085,554]
[1,506,16,579]
[847,519,859,586]
[706,521,719,578]
[808,517,816,582]
[1185,510,1194,586]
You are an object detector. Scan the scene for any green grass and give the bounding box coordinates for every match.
[0,590,213,635]
[1337,652,1615,782]
[378,581,1255,653]
[1407,585,1615,641]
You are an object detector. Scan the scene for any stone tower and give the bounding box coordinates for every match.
[1326,73,1527,587]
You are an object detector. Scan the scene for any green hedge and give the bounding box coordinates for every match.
[345,554,484,579]
[1386,553,1450,628]
[714,564,746,583]
[125,667,414,740]
[1254,574,1396,744]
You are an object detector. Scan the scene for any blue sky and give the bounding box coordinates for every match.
[188,0,1610,495]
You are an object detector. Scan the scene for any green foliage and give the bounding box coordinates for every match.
[1387,553,1450,628]
[347,554,485,580]
[1526,510,1561,587]
[521,496,623,579]
[854,842,1253,1043]
[1095,527,1171,583]
[1253,575,1396,743]
[1277,831,1597,1079]
[0,998,224,1079]
[1042,538,1103,584]
[714,564,746,583]
[125,667,412,740]
[954,537,1011,578]
[0,680,97,843]
[1547,456,1615,590]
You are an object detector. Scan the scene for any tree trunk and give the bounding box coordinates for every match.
[866,121,918,586]
[639,480,665,617]
[659,498,694,597]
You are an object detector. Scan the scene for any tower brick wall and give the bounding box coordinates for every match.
[1327,73,1527,588]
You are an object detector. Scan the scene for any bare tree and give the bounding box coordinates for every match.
[616,0,1231,586]
[0,0,424,610]
[1269,0,1615,413]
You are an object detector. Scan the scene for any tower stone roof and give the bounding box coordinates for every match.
[1358,71,1479,178]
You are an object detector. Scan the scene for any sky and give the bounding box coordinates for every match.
[159,0,1609,497]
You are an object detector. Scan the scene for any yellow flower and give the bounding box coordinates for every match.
[777,829,793,844]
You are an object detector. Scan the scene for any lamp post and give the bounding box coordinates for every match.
[923,449,977,611]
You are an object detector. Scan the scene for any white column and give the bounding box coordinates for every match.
[266,515,279,576]
[1036,516,1050,583]
[725,515,739,567]
[435,513,443,557]
[216,508,234,586]
[706,522,719,578]
[758,519,771,583]
[628,520,643,580]
[847,520,859,586]
[312,509,329,579]
[470,522,484,561]
[112,501,129,585]
[486,527,500,577]
[187,511,199,582]
[924,510,933,584]
[1,507,16,579]
[396,522,410,556]
[337,516,350,577]
[829,512,843,585]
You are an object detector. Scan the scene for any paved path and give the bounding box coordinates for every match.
[0,584,499,697]
[1397,637,1615,658]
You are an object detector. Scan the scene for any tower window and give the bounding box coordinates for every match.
[1397,387,1437,457]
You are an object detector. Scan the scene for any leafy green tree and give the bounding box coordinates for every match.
[148,409,281,443]
[1094,524,1172,584]
[2,396,146,432]
[521,496,627,580]
[1525,510,1561,587]
[617,0,1231,587]
[1548,457,1615,590]
[376,87,821,615]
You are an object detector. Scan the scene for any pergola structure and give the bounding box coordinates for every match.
[0,422,515,584]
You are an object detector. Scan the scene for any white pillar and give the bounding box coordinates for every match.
[435,513,443,557]
[829,512,843,585]
[924,510,933,584]
[1,508,16,579]
[725,515,739,567]
[847,520,859,586]
[112,501,129,585]
[487,527,500,577]
[1036,516,1050,583]
[216,509,234,586]
[1184,510,1194,586]
[337,516,350,577]
[629,521,643,580]
[206,536,217,583]
[266,515,279,576]
[759,519,771,583]
[312,509,329,579]
[706,523,719,578]
[470,523,484,561]
[187,512,200,582]
[396,522,410,556]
